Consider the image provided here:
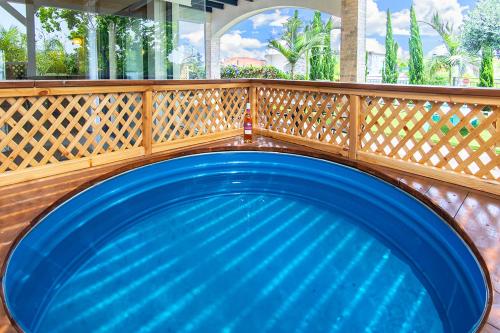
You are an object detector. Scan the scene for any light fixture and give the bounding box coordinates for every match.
[72,37,83,46]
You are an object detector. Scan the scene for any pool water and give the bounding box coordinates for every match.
[36,193,443,333]
[4,153,487,333]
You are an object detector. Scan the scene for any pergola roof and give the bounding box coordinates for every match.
[7,0,253,15]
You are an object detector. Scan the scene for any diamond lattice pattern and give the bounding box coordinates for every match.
[359,97,499,180]
[0,93,143,172]
[257,87,351,149]
[152,87,247,144]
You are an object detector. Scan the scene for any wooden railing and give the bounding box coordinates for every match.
[0,79,498,195]
[255,81,499,195]
[0,81,249,186]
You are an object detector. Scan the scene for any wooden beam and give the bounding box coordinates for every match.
[212,0,237,5]
[206,0,224,9]
[0,0,26,25]
[142,90,153,155]
[348,95,360,160]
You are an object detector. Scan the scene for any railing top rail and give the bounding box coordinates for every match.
[0,79,253,89]
[254,79,500,98]
[0,78,498,99]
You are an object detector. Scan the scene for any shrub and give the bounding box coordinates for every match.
[221,65,290,79]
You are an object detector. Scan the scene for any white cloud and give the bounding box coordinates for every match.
[427,44,448,57]
[250,10,289,29]
[366,0,468,37]
[366,38,385,54]
[181,30,204,46]
[220,30,267,60]
[366,38,409,59]
[271,28,280,36]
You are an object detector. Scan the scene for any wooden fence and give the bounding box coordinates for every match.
[0,80,498,195]
[0,81,248,186]
[255,81,499,195]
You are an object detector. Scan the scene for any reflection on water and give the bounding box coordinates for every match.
[36,194,444,333]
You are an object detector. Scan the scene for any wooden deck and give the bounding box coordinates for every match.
[0,135,498,332]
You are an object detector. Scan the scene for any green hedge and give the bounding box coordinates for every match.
[221,65,291,79]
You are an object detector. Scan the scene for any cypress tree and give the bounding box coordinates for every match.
[408,5,424,85]
[322,19,335,81]
[479,46,494,87]
[461,0,499,88]
[309,12,323,80]
[382,9,399,83]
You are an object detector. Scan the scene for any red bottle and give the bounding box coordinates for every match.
[244,102,253,143]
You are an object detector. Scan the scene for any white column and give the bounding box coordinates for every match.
[172,3,181,79]
[205,18,221,79]
[148,0,167,79]
[340,0,366,82]
[108,22,117,79]
[88,15,98,80]
[26,1,36,78]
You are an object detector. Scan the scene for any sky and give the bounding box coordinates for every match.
[1,0,479,62]
[219,0,478,61]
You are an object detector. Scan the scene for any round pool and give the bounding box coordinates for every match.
[3,152,489,333]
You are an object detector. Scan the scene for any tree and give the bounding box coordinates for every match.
[382,9,399,83]
[461,0,500,87]
[38,8,92,75]
[309,12,323,80]
[0,26,27,62]
[423,12,476,86]
[306,12,335,81]
[183,48,206,79]
[408,5,424,85]
[36,38,71,75]
[37,7,174,79]
[479,46,494,87]
[269,10,323,79]
[322,19,336,81]
[221,65,289,79]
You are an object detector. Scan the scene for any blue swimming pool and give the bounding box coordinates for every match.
[3,152,488,333]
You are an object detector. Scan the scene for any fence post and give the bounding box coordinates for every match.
[250,84,258,130]
[349,94,361,160]
[142,89,153,155]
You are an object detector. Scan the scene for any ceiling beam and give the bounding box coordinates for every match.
[206,0,223,9]
[212,0,237,6]
[0,0,26,25]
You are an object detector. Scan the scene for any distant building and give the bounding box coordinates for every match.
[222,57,265,67]
[264,49,306,76]
[365,51,410,84]
[264,49,286,72]
[366,51,384,80]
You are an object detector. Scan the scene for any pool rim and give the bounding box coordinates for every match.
[0,147,493,333]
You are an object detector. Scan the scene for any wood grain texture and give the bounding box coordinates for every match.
[2,79,496,98]
[0,135,498,332]
[0,81,498,195]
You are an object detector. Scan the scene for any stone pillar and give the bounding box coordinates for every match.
[205,18,221,79]
[340,0,366,82]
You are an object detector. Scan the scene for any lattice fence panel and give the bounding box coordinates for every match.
[0,93,143,172]
[257,87,351,149]
[359,96,499,180]
[152,87,247,144]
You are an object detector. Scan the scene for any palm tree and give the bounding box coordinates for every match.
[423,12,475,85]
[0,26,27,63]
[269,10,324,79]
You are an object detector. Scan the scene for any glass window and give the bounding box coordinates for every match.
[0,0,206,80]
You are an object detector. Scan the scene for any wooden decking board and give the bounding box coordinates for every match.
[0,135,498,332]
